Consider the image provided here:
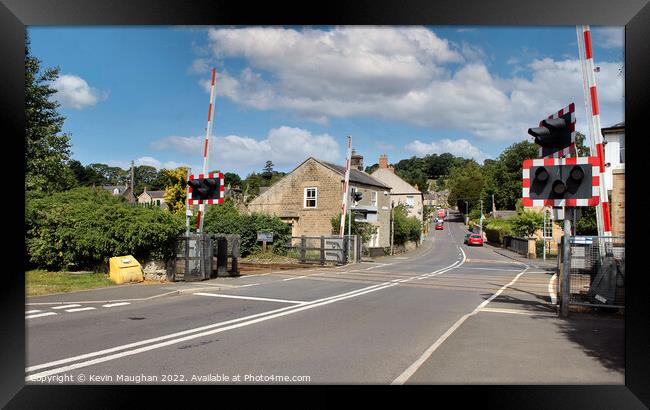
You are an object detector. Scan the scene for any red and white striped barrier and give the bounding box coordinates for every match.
[196,68,218,232]
[339,136,352,237]
[188,172,225,205]
[540,103,576,158]
[522,157,600,207]
[577,25,612,236]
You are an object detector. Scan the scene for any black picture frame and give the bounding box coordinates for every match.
[2,0,648,407]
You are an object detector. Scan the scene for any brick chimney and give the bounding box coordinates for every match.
[350,149,364,171]
[379,154,388,169]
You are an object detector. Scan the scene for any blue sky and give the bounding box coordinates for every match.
[28,26,624,177]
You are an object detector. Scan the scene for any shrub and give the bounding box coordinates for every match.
[510,209,543,237]
[330,214,378,245]
[483,218,513,244]
[25,187,185,271]
[203,198,291,257]
[392,204,422,246]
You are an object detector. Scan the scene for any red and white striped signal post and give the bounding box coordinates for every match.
[339,136,352,237]
[577,25,612,237]
[196,68,217,233]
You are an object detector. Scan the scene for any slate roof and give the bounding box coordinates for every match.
[145,190,166,198]
[103,185,128,195]
[317,159,391,189]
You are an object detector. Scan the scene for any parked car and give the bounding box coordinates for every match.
[466,233,484,246]
[435,222,444,230]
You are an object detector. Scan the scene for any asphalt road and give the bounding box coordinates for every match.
[25,212,623,385]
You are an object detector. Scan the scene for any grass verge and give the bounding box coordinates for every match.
[26,270,116,296]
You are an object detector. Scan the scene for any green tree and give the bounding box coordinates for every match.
[391,204,422,245]
[25,34,76,192]
[330,214,378,245]
[134,165,160,195]
[263,160,275,180]
[510,209,543,237]
[447,160,485,211]
[162,167,189,214]
[223,172,242,188]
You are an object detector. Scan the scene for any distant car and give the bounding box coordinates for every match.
[466,233,484,246]
[435,222,444,230]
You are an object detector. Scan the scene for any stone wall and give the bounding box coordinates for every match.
[611,168,625,237]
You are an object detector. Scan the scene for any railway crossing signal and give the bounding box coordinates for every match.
[528,103,576,158]
[188,172,224,205]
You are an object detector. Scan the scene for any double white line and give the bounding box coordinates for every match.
[26,250,466,382]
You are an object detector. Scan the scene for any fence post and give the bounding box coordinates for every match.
[230,235,240,276]
[320,236,325,265]
[560,213,572,317]
[343,236,349,264]
[300,235,306,263]
[216,236,228,276]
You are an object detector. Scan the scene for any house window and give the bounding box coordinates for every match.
[371,191,377,207]
[620,136,625,164]
[304,187,317,208]
[406,196,414,207]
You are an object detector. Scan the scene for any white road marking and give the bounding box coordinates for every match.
[103,302,131,308]
[193,293,307,305]
[548,274,558,305]
[25,310,42,314]
[52,304,81,310]
[26,312,57,319]
[236,283,260,288]
[65,307,96,313]
[26,258,465,380]
[480,307,556,317]
[392,263,529,385]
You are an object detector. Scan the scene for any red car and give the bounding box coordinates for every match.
[466,233,484,246]
[435,222,444,230]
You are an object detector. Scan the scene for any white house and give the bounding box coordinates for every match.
[370,154,424,224]
[601,121,625,192]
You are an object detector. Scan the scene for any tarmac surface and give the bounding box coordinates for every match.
[24,212,624,385]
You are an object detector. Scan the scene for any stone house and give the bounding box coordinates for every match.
[137,188,166,208]
[247,156,392,247]
[370,154,423,224]
[102,184,135,203]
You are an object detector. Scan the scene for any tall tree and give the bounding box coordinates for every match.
[162,167,189,214]
[263,160,275,180]
[223,172,242,188]
[25,34,75,192]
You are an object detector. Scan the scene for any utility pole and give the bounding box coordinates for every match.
[130,160,135,203]
[465,200,469,225]
[390,203,395,256]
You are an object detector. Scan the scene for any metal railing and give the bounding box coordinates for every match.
[558,236,625,309]
[287,235,360,265]
[503,236,530,257]
[167,233,241,281]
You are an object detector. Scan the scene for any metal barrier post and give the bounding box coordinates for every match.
[320,236,325,265]
[216,236,228,276]
[560,211,572,317]
[300,235,306,263]
[230,235,240,276]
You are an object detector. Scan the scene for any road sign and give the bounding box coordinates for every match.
[257,232,274,242]
[522,156,600,207]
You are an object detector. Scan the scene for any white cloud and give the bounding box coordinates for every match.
[405,138,490,162]
[593,27,624,49]
[106,157,190,171]
[201,27,623,143]
[151,126,340,174]
[51,74,107,109]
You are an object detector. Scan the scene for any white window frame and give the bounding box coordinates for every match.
[406,196,414,207]
[371,191,377,207]
[304,187,318,208]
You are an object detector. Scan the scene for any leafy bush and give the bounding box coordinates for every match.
[203,198,291,257]
[510,209,543,237]
[392,204,422,245]
[25,187,185,271]
[330,214,378,245]
[483,218,513,244]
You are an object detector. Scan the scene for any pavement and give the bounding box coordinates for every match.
[21,212,624,385]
